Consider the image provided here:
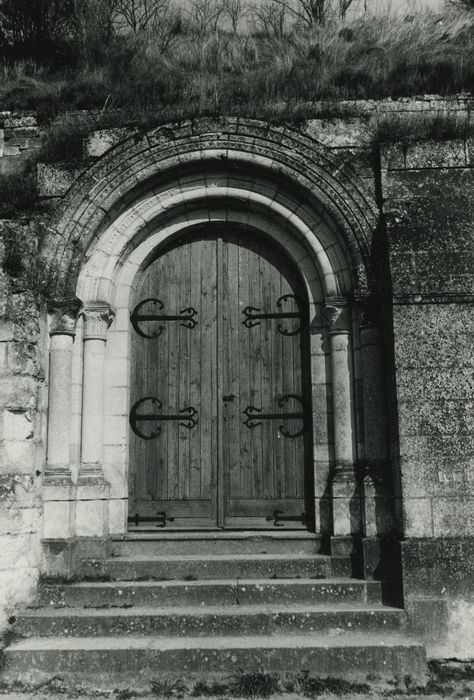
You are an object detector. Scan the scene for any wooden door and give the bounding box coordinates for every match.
[128,226,312,530]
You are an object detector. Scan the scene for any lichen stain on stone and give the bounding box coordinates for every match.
[0,474,15,501]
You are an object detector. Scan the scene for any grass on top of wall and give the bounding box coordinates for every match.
[33,103,474,168]
[0,6,473,117]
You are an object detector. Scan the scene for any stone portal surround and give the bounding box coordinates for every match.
[0,110,470,654]
[38,119,394,575]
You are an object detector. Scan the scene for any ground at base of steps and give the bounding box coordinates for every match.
[1,692,474,700]
[0,661,472,700]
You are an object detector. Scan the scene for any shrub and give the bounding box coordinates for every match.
[37,114,93,164]
[0,169,38,218]
[375,110,473,144]
[231,670,281,697]
[1,4,473,127]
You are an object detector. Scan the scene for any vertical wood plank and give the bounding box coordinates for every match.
[221,237,230,511]
[281,267,297,499]
[156,257,170,502]
[272,266,284,499]
[189,238,202,500]
[225,236,242,508]
[178,242,191,500]
[200,238,216,506]
[166,248,180,501]
[238,244,252,499]
[248,241,263,499]
[260,247,274,499]
[216,235,225,527]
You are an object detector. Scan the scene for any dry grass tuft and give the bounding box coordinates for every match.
[0,6,473,114]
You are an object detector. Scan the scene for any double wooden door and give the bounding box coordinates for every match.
[128,226,312,529]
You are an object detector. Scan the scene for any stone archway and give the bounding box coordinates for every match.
[40,118,390,568]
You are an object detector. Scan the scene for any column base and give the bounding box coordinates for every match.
[329,535,355,577]
[78,461,105,481]
[43,478,76,539]
[76,476,110,538]
[356,536,403,606]
[41,536,113,579]
[41,538,78,579]
[331,464,361,536]
[362,468,395,537]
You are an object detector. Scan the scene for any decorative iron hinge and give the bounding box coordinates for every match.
[130,397,198,440]
[128,512,176,528]
[243,394,309,438]
[242,294,304,336]
[266,510,308,527]
[131,298,198,338]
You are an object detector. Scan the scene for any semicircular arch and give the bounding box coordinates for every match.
[42,118,378,300]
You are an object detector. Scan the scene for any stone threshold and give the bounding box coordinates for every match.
[116,531,319,541]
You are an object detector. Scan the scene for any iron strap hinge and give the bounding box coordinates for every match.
[130,397,198,440]
[242,294,305,336]
[243,394,309,438]
[131,297,197,338]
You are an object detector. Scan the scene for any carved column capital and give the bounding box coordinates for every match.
[81,303,115,341]
[49,299,82,337]
[322,303,350,334]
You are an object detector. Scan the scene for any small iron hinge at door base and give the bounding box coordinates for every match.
[128,512,176,528]
[266,510,307,527]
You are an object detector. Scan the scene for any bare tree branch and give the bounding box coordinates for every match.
[187,0,226,33]
[223,0,248,33]
[115,0,170,33]
[264,0,328,28]
[251,0,288,37]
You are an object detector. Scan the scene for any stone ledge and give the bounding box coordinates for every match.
[406,596,474,659]
[393,292,474,305]
[402,537,474,597]
[382,140,471,171]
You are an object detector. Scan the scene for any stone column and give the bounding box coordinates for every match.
[76,303,114,538]
[311,307,332,534]
[43,300,81,541]
[358,303,393,537]
[323,303,359,537]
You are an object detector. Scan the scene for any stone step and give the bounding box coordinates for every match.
[2,634,427,689]
[15,603,405,637]
[82,553,333,581]
[112,532,323,556]
[39,577,381,608]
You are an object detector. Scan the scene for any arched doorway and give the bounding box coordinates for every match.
[128,224,314,530]
[41,118,388,551]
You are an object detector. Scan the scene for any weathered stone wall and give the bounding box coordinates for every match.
[382,142,474,656]
[0,113,41,174]
[0,100,473,656]
[0,112,60,637]
[0,218,47,632]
